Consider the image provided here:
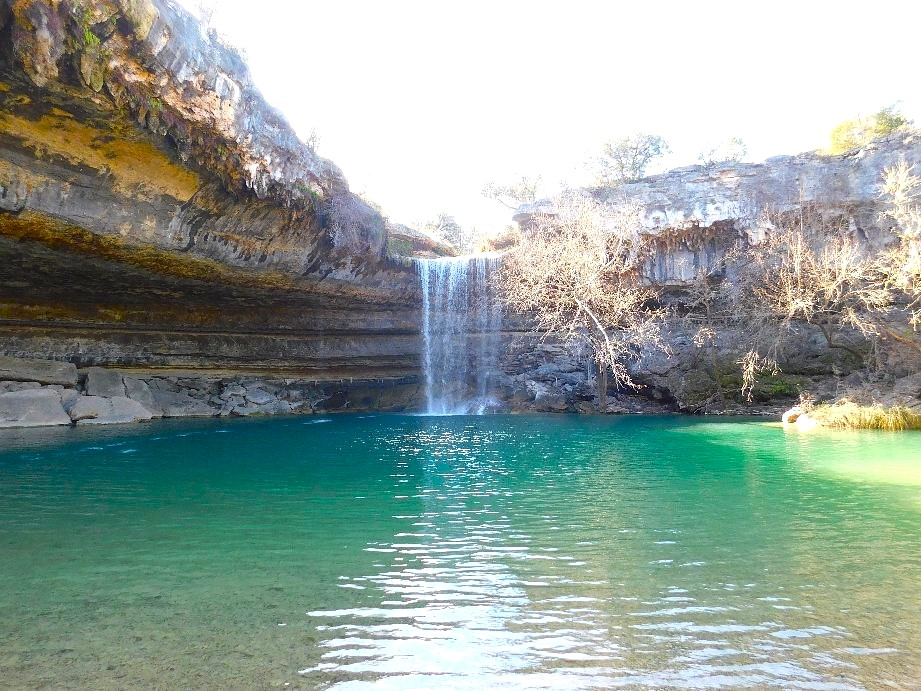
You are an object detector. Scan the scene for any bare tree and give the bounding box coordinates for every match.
[881,161,921,327]
[482,176,541,209]
[736,218,893,396]
[501,195,663,392]
[698,137,748,166]
[195,0,216,29]
[424,213,475,253]
[590,133,669,186]
[306,128,321,153]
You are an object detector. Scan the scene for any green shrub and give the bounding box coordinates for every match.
[826,106,911,155]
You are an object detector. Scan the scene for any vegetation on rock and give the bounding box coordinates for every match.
[589,133,669,186]
[802,399,921,431]
[502,159,921,415]
[698,137,748,166]
[826,105,911,155]
[501,194,663,390]
[482,176,541,209]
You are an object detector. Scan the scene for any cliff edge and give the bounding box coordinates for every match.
[0,0,422,387]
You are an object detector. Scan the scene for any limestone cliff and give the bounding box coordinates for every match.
[515,131,921,285]
[0,0,422,389]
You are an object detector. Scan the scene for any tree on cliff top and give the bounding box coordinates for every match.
[482,176,541,210]
[698,137,748,166]
[590,133,669,187]
[501,195,663,391]
[424,213,475,253]
[826,105,911,155]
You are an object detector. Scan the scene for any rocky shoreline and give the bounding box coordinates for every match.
[0,356,420,428]
[0,352,785,430]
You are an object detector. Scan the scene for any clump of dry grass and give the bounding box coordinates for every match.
[807,399,921,431]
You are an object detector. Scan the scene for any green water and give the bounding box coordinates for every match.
[1,415,920,689]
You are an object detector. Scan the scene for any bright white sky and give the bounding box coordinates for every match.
[181,0,920,232]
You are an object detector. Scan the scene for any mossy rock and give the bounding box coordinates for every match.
[668,367,807,409]
[387,236,415,257]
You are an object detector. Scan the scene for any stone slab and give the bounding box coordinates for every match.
[84,367,126,398]
[0,388,72,427]
[68,395,154,424]
[0,356,78,387]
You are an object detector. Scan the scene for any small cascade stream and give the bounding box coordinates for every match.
[416,254,503,414]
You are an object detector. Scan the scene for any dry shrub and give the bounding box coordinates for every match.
[808,399,921,431]
[501,194,663,388]
[881,161,921,327]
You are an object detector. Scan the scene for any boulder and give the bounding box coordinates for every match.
[152,390,216,417]
[0,389,72,427]
[231,403,262,416]
[232,400,293,417]
[243,387,275,405]
[124,376,162,416]
[84,367,126,397]
[0,381,42,393]
[781,406,803,424]
[68,396,154,424]
[0,356,78,387]
[220,383,246,399]
[60,388,80,408]
[147,378,180,393]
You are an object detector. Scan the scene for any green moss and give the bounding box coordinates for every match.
[755,374,803,399]
[387,237,414,257]
[83,27,101,49]
[294,181,322,208]
[678,366,806,409]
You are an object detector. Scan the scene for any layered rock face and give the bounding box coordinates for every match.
[0,0,423,413]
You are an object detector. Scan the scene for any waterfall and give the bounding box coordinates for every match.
[416,254,503,415]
